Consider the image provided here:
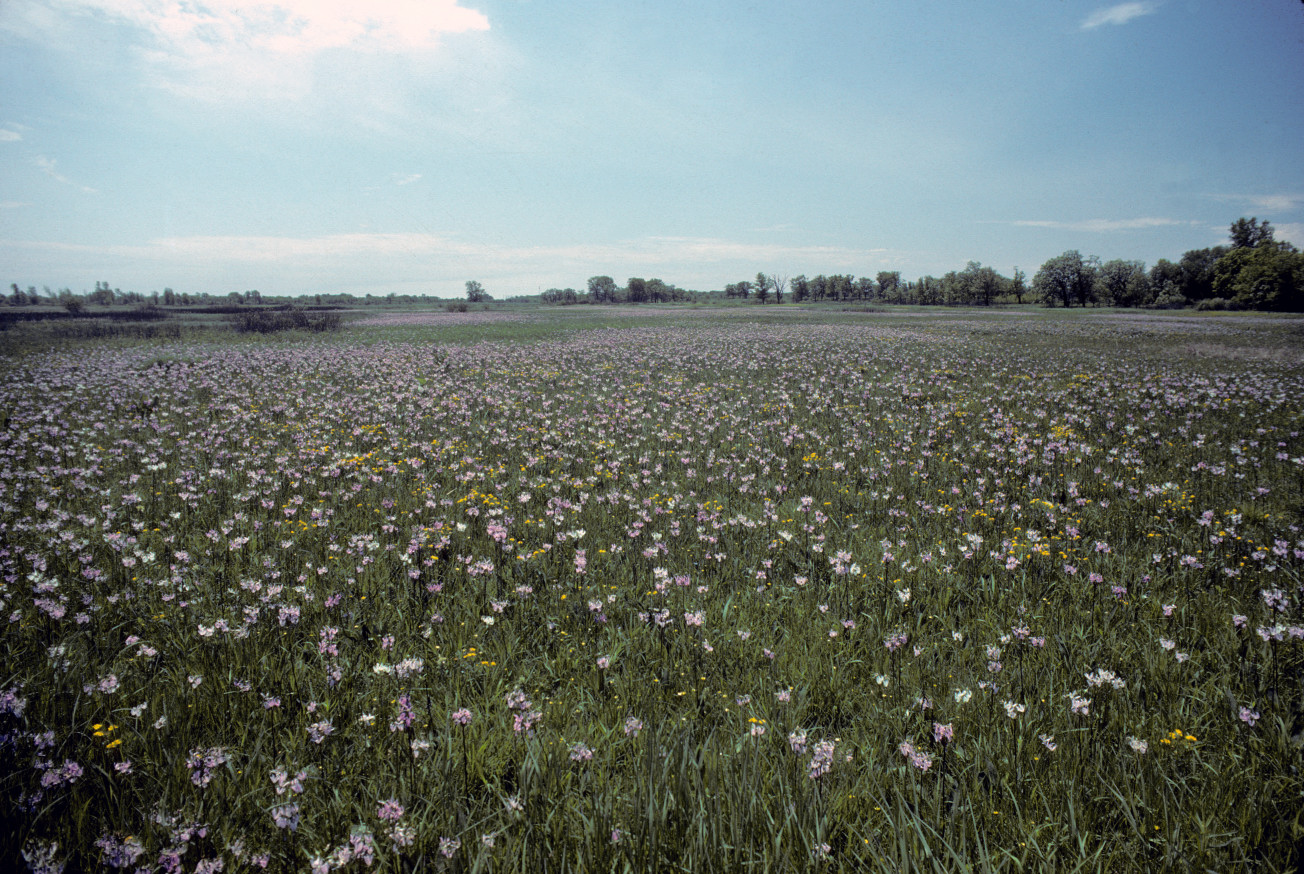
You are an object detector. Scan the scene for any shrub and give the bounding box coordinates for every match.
[228,307,342,334]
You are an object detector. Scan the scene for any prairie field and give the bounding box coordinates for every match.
[2,306,1303,872]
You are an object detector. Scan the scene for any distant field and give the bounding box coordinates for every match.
[2,306,1302,872]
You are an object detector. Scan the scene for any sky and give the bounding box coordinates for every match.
[2,0,1303,299]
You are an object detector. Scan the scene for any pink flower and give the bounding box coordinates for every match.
[451,708,473,726]
[1239,706,1260,726]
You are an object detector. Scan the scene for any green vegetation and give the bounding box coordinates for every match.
[1,307,1302,872]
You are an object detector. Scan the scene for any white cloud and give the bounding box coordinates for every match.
[0,129,22,142]
[391,173,423,186]
[0,233,901,296]
[1006,217,1194,232]
[60,0,489,55]
[1081,3,1159,29]
[1213,193,1303,213]
[1275,223,1304,247]
[0,201,30,209]
[30,155,97,193]
[15,0,491,101]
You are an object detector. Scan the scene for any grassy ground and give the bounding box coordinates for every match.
[1,305,1302,872]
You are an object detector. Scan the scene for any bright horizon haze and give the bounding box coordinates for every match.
[2,0,1302,299]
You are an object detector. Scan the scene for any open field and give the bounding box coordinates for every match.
[2,306,1303,872]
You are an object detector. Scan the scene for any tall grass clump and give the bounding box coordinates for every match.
[1,310,1302,872]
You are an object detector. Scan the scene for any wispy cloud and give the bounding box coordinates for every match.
[55,0,489,55]
[1210,193,1304,213]
[391,173,423,186]
[1274,223,1304,247]
[31,155,97,193]
[1081,3,1159,29]
[16,0,491,102]
[0,201,30,209]
[0,233,901,294]
[0,129,21,142]
[1003,217,1194,232]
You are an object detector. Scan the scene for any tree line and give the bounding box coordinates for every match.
[10,218,1301,313]
[537,218,1301,311]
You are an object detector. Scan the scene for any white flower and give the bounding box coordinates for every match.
[954,688,973,704]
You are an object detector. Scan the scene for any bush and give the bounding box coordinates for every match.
[1195,297,1232,311]
[445,301,470,313]
[228,307,342,334]
[108,305,169,322]
[1149,287,1188,309]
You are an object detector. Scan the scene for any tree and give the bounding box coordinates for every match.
[465,280,490,303]
[876,271,902,303]
[1010,268,1027,305]
[1229,216,1274,249]
[1176,247,1226,302]
[960,261,1003,306]
[588,275,617,304]
[626,277,648,303]
[1096,259,1149,307]
[1212,241,1304,311]
[772,274,786,304]
[790,275,809,303]
[754,272,770,304]
[1033,250,1098,307]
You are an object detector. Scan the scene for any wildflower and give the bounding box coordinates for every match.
[1003,701,1026,719]
[596,656,610,670]
[377,799,404,822]
[389,825,415,851]
[451,708,473,726]
[932,722,954,745]
[188,747,228,788]
[307,721,334,744]
[624,716,643,737]
[569,742,594,762]
[1126,736,1148,754]
[1084,668,1125,690]
[808,740,836,780]
[954,688,973,704]
[271,803,300,831]
[1039,733,1057,751]
[438,836,461,858]
[789,729,808,755]
[1068,693,1091,716]
[1239,707,1260,727]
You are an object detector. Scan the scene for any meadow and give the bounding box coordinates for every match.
[2,305,1302,872]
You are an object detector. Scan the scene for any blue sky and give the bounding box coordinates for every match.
[2,0,1302,299]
